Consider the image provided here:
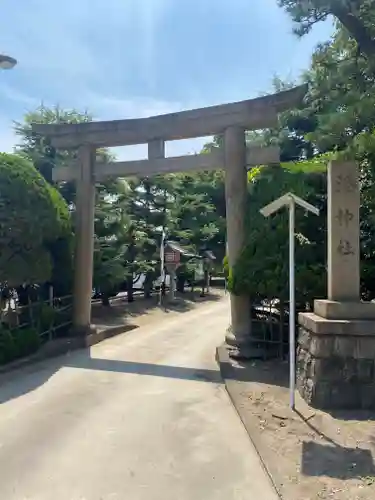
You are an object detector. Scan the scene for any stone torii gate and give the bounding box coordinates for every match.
[32,85,307,357]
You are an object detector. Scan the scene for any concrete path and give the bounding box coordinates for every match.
[0,298,278,500]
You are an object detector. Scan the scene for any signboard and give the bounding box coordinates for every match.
[165,250,180,264]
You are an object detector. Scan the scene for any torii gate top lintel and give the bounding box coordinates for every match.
[32,84,307,149]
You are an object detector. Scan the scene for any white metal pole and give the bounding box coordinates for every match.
[289,198,296,409]
[159,230,165,306]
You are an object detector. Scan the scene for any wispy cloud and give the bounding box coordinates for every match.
[135,0,171,87]
[0,83,39,107]
[85,93,187,120]
[0,122,17,153]
[85,93,210,160]
[0,0,333,158]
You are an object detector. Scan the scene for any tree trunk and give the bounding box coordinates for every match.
[101,294,110,306]
[331,5,375,62]
[127,275,134,303]
[143,272,153,299]
[177,275,185,293]
[16,286,29,307]
[204,270,209,294]
[126,230,136,303]
[200,277,205,297]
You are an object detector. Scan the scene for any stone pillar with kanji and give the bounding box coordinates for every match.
[297,160,375,410]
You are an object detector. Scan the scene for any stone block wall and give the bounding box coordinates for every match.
[297,326,375,410]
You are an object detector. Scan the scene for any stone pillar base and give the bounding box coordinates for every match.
[297,312,375,410]
[225,342,265,360]
[225,330,275,360]
[70,324,97,337]
[314,299,375,320]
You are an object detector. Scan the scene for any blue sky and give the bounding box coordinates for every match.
[0,0,333,160]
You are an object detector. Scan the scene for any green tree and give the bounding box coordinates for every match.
[14,105,92,205]
[278,0,375,62]
[15,104,134,302]
[167,170,224,291]
[252,16,375,301]
[0,153,72,288]
[126,175,172,299]
[92,180,132,305]
[226,164,326,306]
[15,105,116,205]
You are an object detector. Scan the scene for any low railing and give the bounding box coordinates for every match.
[0,294,73,365]
[1,294,73,341]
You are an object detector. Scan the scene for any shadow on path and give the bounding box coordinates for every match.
[0,350,225,405]
[0,292,225,404]
[293,408,375,480]
[217,345,289,388]
[66,356,224,384]
[0,355,65,404]
[301,440,375,480]
[92,292,222,327]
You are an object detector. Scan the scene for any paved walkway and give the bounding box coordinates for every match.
[0,298,278,499]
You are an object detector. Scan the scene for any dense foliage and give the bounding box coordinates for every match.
[0,153,72,288]
[278,0,375,62]
[226,164,327,305]
[222,2,375,304]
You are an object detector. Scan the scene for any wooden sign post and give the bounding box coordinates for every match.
[164,250,181,301]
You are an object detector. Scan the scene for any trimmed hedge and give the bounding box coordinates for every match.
[0,153,73,288]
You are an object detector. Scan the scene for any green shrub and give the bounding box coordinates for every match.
[227,165,326,304]
[0,326,17,364]
[13,327,41,357]
[56,307,73,328]
[0,325,41,364]
[0,153,73,289]
[37,303,73,336]
[38,304,57,333]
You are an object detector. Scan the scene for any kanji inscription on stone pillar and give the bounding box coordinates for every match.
[328,160,360,301]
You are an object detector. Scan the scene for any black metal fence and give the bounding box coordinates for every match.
[247,299,309,360]
[0,294,73,340]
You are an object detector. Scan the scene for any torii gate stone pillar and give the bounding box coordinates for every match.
[297,160,375,410]
[223,127,251,358]
[72,145,96,335]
